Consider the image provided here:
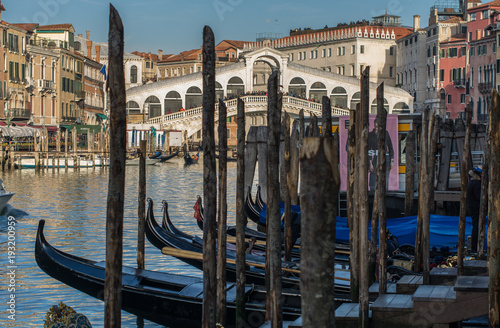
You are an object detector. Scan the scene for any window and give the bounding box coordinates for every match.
[427,30,431,37]
[470,46,475,57]
[439,49,445,58]
[322,48,325,58]
[470,12,476,21]
[460,46,466,56]
[360,64,364,73]
[433,45,437,56]
[433,28,437,35]
[360,45,364,53]
[146,62,150,68]
[482,10,489,19]
[130,65,137,83]
[290,53,294,61]
[227,128,230,139]
[428,47,431,57]
[461,94,466,103]
[328,48,332,57]
[440,69,445,82]
[351,45,356,54]
[390,66,394,77]
[390,46,394,55]
[447,94,452,104]
[21,64,25,80]
[469,31,473,41]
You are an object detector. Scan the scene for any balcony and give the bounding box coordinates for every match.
[61,116,77,123]
[37,79,54,91]
[452,79,466,88]
[75,91,86,101]
[9,108,31,120]
[478,82,493,94]
[477,114,489,123]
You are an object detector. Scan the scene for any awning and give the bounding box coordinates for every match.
[96,113,109,120]
[60,124,103,133]
[0,125,40,137]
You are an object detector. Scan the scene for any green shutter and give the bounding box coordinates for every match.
[9,61,13,80]
[22,64,25,80]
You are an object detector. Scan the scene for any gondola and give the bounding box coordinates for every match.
[184,152,199,165]
[145,198,353,294]
[158,150,179,162]
[34,220,302,327]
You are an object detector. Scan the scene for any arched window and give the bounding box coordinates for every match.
[288,77,306,98]
[227,76,244,96]
[309,82,326,102]
[130,65,138,83]
[186,86,202,109]
[216,82,224,101]
[126,101,141,115]
[393,102,410,112]
[164,91,182,113]
[350,92,361,109]
[370,98,389,114]
[330,86,347,108]
[144,95,161,118]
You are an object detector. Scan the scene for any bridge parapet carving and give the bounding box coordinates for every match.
[144,95,349,136]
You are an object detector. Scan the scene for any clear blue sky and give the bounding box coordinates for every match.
[4,0,440,55]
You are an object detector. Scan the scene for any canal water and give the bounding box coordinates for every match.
[0,157,248,327]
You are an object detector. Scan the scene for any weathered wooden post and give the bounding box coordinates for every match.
[359,66,370,327]
[415,108,429,273]
[322,96,332,138]
[458,104,472,276]
[217,99,228,326]
[72,126,78,169]
[488,89,500,327]
[289,120,300,205]
[428,115,440,214]
[478,122,489,258]
[300,137,339,328]
[436,119,454,192]
[257,126,268,203]
[202,25,217,328]
[376,82,388,294]
[299,109,305,142]
[348,107,358,302]
[235,97,246,328]
[64,128,69,168]
[243,127,257,201]
[137,140,146,270]
[283,112,292,261]
[104,5,126,328]
[267,70,283,327]
[422,112,437,284]
[405,130,416,216]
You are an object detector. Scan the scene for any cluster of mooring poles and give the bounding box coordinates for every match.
[0,127,109,171]
[101,6,500,327]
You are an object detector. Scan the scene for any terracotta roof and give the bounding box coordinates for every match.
[37,23,74,31]
[218,40,248,49]
[469,0,482,2]
[440,33,467,43]
[470,0,500,10]
[440,16,464,24]
[158,49,201,63]
[131,51,162,61]
[11,23,38,32]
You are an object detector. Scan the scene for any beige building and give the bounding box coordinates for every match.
[131,50,168,84]
[243,19,413,89]
[1,18,29,124]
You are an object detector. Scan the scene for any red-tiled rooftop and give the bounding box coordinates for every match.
[470,0,500,10]
[441,33,467,43]
[36,23,74,31]
[441,16,464,24]
[158,49,200,63]
[11,23,38,31]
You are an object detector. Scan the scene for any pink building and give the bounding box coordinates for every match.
[439,34,467,119]
[467,0,500,122]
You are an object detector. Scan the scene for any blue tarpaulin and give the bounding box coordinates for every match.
[259,204,483,250]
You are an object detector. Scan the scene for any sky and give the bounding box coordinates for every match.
[4,0,443,55]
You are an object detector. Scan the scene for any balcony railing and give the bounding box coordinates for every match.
[452,79,466,87]
[62,116,77,123]
[37,79,54,90]
[75,91,86,100]
[10,108,31,119]
[477,114,489,123]
[478,82,493,94]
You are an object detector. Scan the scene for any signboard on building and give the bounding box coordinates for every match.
[169,131,182,147]
[338,114,399,191]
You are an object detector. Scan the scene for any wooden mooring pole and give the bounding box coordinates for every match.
[267,70,283,327]
[104,5,126,328]
[217,99,228,326]
[283,112,292,262]
[289,120,300,206]
[488,89,500,327]
[137,140,146,270]
[458,104,472,276]
[202,25,217,328]
[300,137,339,328]
[376,82,388,294]
[235,97,246,328]
[404,130,415,216]
[347,107,358,302]
[358,66,370,327]
[478,122,490,258]
[322,96,332,138]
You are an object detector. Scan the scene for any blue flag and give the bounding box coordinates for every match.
[100,64,107,80]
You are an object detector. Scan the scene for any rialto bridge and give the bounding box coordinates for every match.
[126,47,413,146]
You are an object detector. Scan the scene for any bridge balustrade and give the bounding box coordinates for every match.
[141,95,349,126]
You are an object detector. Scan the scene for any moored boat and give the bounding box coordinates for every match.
[34,219,302,327]
[0,179,14,213]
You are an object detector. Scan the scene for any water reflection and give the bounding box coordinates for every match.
[0,158,246,328]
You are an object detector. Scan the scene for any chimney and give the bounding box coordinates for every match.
[95,45,101,63]
[86,40,93,58]
[158,49,163,61]
[86,30,90,40]
[413,15,421,32]
[0,1,4,22]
